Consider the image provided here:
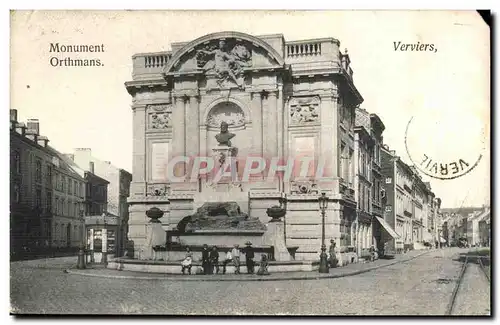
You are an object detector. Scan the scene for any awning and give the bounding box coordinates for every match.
[375,216,400,239]
[440,237,446,243]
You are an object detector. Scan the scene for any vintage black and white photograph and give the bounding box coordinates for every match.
[8,10,491,316]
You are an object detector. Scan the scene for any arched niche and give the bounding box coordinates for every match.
[206,101,246,131]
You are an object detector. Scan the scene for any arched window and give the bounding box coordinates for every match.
[13,151,21,174]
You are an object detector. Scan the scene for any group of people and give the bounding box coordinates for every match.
[181,241,256,275]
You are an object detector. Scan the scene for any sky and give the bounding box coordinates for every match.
[10,10,490,209]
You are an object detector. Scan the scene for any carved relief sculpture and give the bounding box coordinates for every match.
[147,183,170,197]
[290,181,319,195]
[196,40,251,88]
[148,104,172,129]
[289,97,320,124]
[207,112,245,128]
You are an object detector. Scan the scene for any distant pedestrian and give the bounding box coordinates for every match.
[257,254,270,275]
[329,239,338,267]
[231,244,241,274]
[210,246,220,274]
[245,241,255,274]
[222,250,232,274]
[369,245,376,262]
[201,244,210,275]
[181,247,193,275]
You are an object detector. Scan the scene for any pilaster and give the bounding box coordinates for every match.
[186,95,200,161]
[131,104,147,197]
[172,94,187,176]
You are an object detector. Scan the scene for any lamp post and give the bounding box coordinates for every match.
[318,192,329,273]
[77,210,86,269]
[102,213,108,266]
[279,193,288,245]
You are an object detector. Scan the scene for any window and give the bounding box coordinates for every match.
[47,165,52,185]
[35,159,42,183]
[13,183,20,203]
[61,176,65,192]
[348,149,354,184]
[74,202,78,217]
[67,178,71,194]
[35,188,42,209]
[385,177,392,184]
[340,143,345,180]
[55,197,59,215]
[61,199,65,216]
[46,191,52,213]
[73,180,77,196]
[13,151,21,174]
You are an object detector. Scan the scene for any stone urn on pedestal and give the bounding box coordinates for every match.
[142,207,167,260]
[263,205,292,262]
[146,207,164,223]
[266,205,286,222]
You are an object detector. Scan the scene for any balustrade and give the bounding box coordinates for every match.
[286,42,322,58]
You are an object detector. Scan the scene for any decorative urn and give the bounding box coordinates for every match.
[146,207,164,223]
[266,205,286,222]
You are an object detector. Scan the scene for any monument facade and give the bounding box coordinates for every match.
[125,31,363,260]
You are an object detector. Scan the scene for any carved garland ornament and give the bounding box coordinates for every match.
[289,97,320,124]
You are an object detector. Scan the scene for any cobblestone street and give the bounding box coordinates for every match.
[10,248,488,315]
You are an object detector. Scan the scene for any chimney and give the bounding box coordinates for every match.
[37,135,49,147]
[89,161,95,173]
[27,119,40,135]
[10,109,17,122]
[15,122,26,136]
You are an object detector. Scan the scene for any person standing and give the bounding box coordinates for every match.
[329,239,338,267]
[201,244,210,275]
[231,244,241,274]
[245,241,255,274]
[222,250,232,274]
[210,246,220,274]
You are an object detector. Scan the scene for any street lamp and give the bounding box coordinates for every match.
[318,192,329,273]
[77,210,86,269]
[102,213,108,266]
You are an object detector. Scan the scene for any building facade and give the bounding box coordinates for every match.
[125,31,364,260]
[381,146,416,253]
[10,109,85,257]
[369,113,392,254]
[353,108,374,255]
[69,148,132,255]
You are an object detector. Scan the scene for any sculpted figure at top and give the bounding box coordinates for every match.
[196,40,251,88]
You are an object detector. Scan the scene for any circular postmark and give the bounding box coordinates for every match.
[404,113,486,180]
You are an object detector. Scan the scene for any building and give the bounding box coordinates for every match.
[381,145,415,253]
[411,167,428,246]
[125,31,364,260]
[466,207,491,247]
[10,109,85,257]
[353,108,375,255]
[69,148,132,256]
[369,113,397,254]
[478,210,491,246]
